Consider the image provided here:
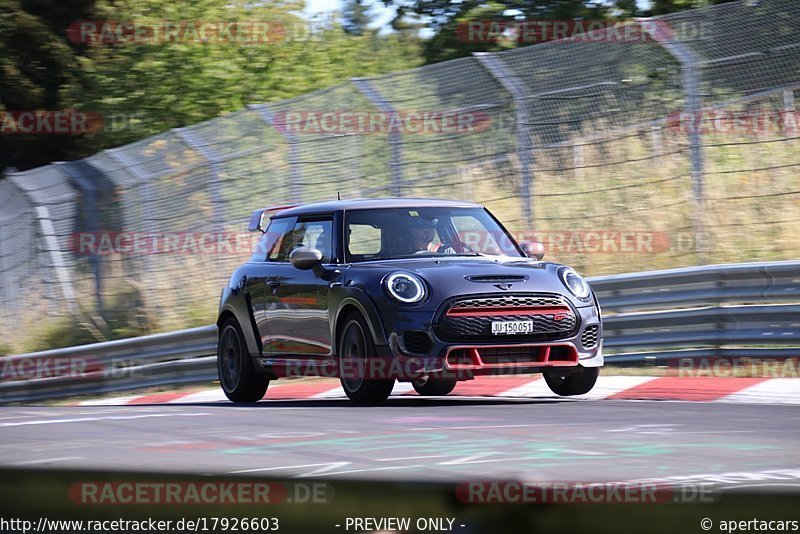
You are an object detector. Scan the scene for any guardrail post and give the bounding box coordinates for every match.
[474,52,535,228]
[351,78,403,197]
[251,105,304,203]
[644,19,708,264]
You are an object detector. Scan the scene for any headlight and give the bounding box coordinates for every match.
[385,272,426,303]
[559,267,591,300]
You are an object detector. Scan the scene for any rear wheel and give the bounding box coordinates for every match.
[412,375,457,396]
[217,317,269,402]
[338,313,394,404]
[543,367,599,396]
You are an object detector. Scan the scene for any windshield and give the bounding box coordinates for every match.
[344,207,523,262]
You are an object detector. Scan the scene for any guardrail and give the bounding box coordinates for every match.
[1,260,798,404]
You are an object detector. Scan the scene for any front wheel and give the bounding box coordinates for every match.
[543,367,599,396]
[338,313,395,404]
[412,376,457,396]
[217,317,269,403]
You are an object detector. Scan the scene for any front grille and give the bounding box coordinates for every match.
[438,313,576,341]
[403,331,433,355]
[437,294,577,342]
[449,295,566,309]
[581,325,599,349]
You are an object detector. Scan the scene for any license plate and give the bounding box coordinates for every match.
[491,320,534,335]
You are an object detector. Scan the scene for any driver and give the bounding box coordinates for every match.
[408,217,456,254]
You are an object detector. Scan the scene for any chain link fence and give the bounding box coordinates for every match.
[1,0,799,349]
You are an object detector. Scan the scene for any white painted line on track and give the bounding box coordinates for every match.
[439,453,499,465]
[0,413,212,427]
[375,454,450,462]
[10,456,84,466]
[79,395,149,406]
[719,483,800,490]
[310,381,414,399]
[494,378,547,397]
[408,423,566,431]
[391,382,415,396]
[309,386,346,399]
[231,462,350,475]
[300,464,425,477]
[571,375,661,400]
[498,375,661,400]
[169,389,227,403]
[721,378,800,405]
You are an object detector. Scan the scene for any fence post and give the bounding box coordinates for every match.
[783,89,796,135]
[174,128,226,227]
[351,78,403,197]
[34,206,78,312]
[573,145,584,179]
[106,148,156,275]
[644,20,708,264]
[57,161,103,317]
[250,105,304,203]
[473,52,535,229]
[0,212,9,313]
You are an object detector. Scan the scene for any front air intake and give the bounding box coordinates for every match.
[581,325,599,349]
[402,331,433,355]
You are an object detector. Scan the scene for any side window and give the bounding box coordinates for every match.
[275,218,333,263]
[250,217,293,262]
[347,224,382,258]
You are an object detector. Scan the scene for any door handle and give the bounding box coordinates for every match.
[267,278,281,288]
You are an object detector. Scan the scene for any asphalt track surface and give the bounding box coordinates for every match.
[2,397,800,487]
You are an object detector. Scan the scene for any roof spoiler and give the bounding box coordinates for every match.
[247,205,298,232]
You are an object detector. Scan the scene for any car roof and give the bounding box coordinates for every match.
[272,198,482,218]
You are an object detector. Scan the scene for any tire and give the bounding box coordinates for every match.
[412,376,457,396]
[338,312,395,404]
[543,366,599,396]
[217,317,269,403]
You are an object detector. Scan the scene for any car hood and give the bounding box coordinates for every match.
[346,256,592,309]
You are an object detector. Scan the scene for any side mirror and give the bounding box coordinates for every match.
[520,241,545,261]
[289,247,323,270]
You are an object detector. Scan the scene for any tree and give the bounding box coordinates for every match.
[1,0,424,171]
[382,0,611,63]
[342,0,371,35]
[0,0,100,171]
